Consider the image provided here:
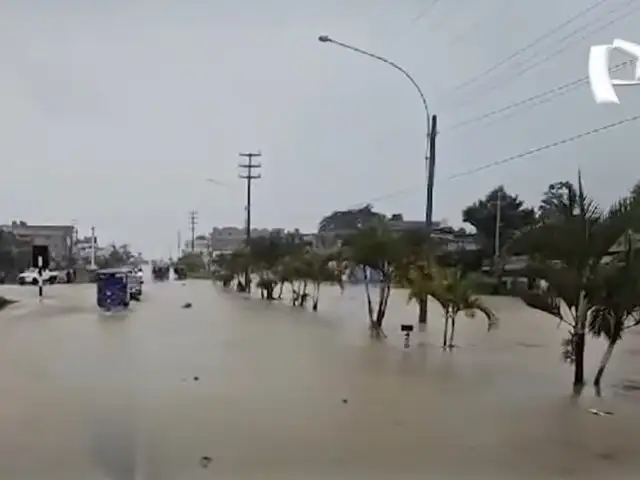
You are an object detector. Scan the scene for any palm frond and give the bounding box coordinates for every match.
[520,290,564,321]
[464,297,498,331]
[588,306,619,341]
[521,261,582,311]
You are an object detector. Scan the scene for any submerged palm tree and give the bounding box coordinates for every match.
[510,173,640,388]
[212,250,250,290]
[588,231,640,387]
[406,262,497,348]
[303,250,345,311]
[343,223,400,338]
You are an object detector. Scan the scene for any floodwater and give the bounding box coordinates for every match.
[1,277,640,479]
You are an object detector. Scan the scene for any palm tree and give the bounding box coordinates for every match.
[395,229,432,328]
[273,255,296,300]
[343,223,400,339]
[212,250,250,291]
[509,173,640,388]
[406,262,497,348]
[303,249,345,311]
[289,253,312,307]
[588,231,640,388]
[247,235,288,300]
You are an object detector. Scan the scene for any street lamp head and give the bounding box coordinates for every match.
[318,35,332,43]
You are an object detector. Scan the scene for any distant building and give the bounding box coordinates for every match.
[208,227,290,253]
[75,235,110,265]
[316,210,480,252]
[182,235,210,257]
[1,222,74,267]
[75,235,96,258]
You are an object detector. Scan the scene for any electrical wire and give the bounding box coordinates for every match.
[446,0,640,110]
[390,0,444,44]
[447,113,640,179]
[447,0,511,47]
[468,86,577,132]
[410,0,440,25]
[471,0,640,102]
[341,113,640,209]
[442,61,629,131]
[442,0,612,97]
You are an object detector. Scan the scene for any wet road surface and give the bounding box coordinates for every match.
[1,279,640,478]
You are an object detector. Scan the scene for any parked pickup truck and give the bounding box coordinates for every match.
[18,268,60,285]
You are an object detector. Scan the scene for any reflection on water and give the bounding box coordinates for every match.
[1,281,640,478]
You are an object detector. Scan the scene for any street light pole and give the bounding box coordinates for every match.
[318,35,437,326]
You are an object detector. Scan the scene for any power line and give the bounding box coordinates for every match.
[390,0,443,43]
[448,113,640,179]
[483,0,640,94]
[447,0,510,47]
[470,86,575,131]
[446,78,585,130]
[410,0,440,25]
[447,0,640,109]
[341,113,640,209]
[442,0,612,97]
[442,61,629,131]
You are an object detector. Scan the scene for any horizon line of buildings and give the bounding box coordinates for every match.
[180,218,480,264]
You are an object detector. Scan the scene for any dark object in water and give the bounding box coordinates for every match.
[199,456,212,468]
[618,380,640,392]
[342,398,348,404]
[193,376,199,381]
[588,408,613,416]
[151,262,171,281]
[182,302,192,309]
[173,265,188,280]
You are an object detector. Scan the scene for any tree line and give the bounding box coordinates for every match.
[210,175,640,392]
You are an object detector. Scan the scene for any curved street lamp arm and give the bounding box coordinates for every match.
[324,38,430,135]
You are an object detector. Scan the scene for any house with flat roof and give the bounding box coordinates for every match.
[0,222,75,267]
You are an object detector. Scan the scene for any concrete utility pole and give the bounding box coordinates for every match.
[425,114,438,230]
[188,211,198,252]
[416,114,438,328]
[494,190,503,263]
[90,226,96,269]
[238,151,262,293]
[177,230,182,258]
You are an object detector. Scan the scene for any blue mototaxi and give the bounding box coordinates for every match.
[96,268,131,310]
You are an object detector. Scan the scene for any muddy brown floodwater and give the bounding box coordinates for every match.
[1,278,640,479]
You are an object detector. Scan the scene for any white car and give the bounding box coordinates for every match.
[18,268,59,286]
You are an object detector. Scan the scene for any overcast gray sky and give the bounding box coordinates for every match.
[1,0,639,258]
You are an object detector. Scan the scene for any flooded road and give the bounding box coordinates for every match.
[1,279,640,478]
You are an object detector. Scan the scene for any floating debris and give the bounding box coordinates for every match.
[193,376,199,381]
[342,398,348,404]
[619,380,640,392]
[588,408,614,416]
[182,302,192,309]
[199,456,212,468]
